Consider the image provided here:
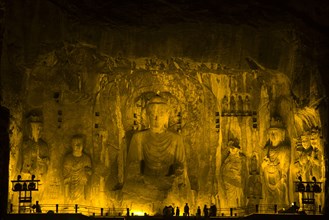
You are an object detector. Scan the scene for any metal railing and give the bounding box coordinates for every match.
[9,203,323,217]
[10,204,126,217]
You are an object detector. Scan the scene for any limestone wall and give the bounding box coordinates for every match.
[1,0,327,215]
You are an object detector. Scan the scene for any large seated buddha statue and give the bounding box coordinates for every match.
[123,95,189,214]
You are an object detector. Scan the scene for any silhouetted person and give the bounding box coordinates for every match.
[184,203,190,216]
[210,204,217,216]
[163,206,168,216]
[176,206,180,216]
[203,205,208,217]
[32,201,42,213]
[196,206,201,217]
[171,206,174,216]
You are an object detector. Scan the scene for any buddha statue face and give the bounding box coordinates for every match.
[72,137,84,157]
[229,147,240,155]
[30,122,42,142]
[145,95,171,133]
[227,141,240,155]
[268,128,285,147]
[147,103,170,133]
[310,132,319,147]
[301,134,311,149]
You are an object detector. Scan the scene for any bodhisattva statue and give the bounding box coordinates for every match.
[296,128,324,182]
[261,118,290,206]
[123,95,188,213]
[63,135,92,203]
[220,140,246,208]
[309,128,324,182]
[21,114,49,181]
[309,128,325,210]
[295,132,313,182]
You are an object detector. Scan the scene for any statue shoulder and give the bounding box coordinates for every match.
[280,142,291,151]
[168,130,182,138]
[38,139,48,147]
[82,152,91,159]
[134,129,149,136]
[64,152,73,160]
[82,152,92,164]
[131,129,149,141]
[63,153,74,165]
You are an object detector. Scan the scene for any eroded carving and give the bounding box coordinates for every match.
[247,154,262,208]
[21,111,49,181]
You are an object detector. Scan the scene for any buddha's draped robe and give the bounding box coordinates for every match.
[262,143,290,205]
[221,152,246,207]
[127,130,185,177]
[63,153,92,201]
[21,139,49,177]
[124,129,186,208]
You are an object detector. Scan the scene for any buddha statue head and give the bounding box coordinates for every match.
[227,140,240,155]
[146,95,170,134]
[310,127,320,147]
[268,117,285,147]
[71,134,85,157]
[300,131,311,149]
[28,114,43,142]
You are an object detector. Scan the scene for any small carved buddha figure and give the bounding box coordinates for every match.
[63,135,92,203]
[230,95,236,113]
[221,95,229,114]
[261,118,290,206]
[124,95,188,213]
[309,128,325,209]
[237,95,243,114]
[244,95,251,113]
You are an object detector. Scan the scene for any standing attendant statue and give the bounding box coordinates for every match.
[220,140,246,208]
[261,117,290,206]
[21,113,49,185]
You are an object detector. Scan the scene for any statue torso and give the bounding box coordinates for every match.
[128,130,185,176]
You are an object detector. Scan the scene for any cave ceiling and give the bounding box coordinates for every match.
[44,0,329,85]
[49,0,329,33]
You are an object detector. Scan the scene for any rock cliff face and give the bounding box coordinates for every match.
[1,0,328,216]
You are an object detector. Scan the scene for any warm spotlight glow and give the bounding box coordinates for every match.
[5,43,326,216]
[131,211,146,216]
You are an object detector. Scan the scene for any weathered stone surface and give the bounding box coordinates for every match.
[1,0,328,216]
